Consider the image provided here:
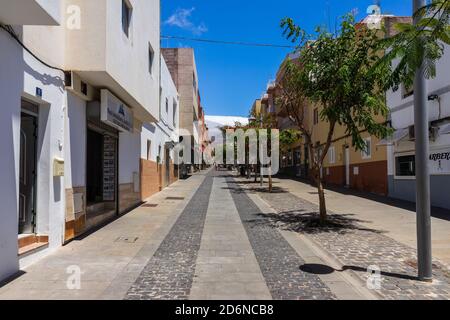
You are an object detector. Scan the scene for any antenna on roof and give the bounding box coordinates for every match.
[375,0,382,13]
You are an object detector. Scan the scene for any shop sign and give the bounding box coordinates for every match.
[101,89,133,133]
[429,148,450,174]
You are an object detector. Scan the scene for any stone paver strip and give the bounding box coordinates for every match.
[190,176,271,300]
[227,177,336,300]
[254,187,450,300]
[124,172,214,300]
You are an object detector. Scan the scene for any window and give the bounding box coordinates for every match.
[146,140,152,160]
[396,155,415,177]
[122,0,132,37]
[173,101,178,127]
[148,43,154,75]
[165,98,169,114]
[361,137,372,159]
[80,81,88,95]
[328,146,336,164]
[313,108,319,125]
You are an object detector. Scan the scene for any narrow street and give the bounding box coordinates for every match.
[2,169,449,300]
[0,170,359,300]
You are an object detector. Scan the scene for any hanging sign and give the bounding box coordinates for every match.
[101,89,133,133]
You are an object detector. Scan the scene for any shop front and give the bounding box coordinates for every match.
[388,127,450,210]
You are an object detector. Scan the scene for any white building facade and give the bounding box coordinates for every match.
[386,43,450,210]
[0,0,161,282]
[140,57,180,199]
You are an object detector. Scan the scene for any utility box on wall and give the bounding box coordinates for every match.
[53,158,65,177]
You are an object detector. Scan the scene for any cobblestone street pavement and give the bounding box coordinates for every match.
[124,170,336,300]
[4,169,448,300]
[252,183,450,300]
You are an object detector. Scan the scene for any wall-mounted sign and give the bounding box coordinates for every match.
[100,89,133,133]
[429,148,450,175]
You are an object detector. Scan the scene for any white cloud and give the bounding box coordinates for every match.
[165,7,208,35]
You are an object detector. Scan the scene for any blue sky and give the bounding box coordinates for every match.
[161,0,412,117]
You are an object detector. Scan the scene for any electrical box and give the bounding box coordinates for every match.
[53,158,65,177]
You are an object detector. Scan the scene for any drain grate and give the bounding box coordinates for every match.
[165,197,185,201]
[142,203,158,208]
[115,236,139,243]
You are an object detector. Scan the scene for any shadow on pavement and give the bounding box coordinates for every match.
[250,210,385,235]
[0,270,26,289]
[299,263,419,281]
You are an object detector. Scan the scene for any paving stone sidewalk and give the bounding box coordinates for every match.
[250,185,450,300]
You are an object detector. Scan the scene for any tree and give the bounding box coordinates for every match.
[378,0,450,89]
[278,14,392,223]
[246,114,277,189]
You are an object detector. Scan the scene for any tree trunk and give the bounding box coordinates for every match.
[316,176,327,223]
[268,166,273,193]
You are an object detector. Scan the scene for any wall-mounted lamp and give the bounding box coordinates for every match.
[428,94,439,101]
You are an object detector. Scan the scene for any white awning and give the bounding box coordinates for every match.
[377,128,409,146]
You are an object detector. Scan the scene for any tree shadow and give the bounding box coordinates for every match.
[299,263,419,281]
[246,209,384,235]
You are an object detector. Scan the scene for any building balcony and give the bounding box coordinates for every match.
[0,0,61,26]
[64,0,160,123]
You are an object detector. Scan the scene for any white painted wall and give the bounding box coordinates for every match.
[23,52,66,250]
[0,24,66,280]
[388,44,450,130]
[119,130,141,185]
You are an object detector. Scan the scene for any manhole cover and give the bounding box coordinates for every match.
[142,203,158,208]
[165,197,185,200]
[115,236,139,243]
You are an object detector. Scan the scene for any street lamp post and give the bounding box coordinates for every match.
[413,0,433,282]
[260,114,264,186]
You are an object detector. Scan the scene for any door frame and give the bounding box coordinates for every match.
[86,122,119,216]
[19,107,38,235]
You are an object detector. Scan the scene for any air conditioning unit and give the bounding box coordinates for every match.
[408,124,439,141]
[429,126,439,142]
[64,71,95,101]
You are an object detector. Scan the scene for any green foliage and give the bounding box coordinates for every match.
[377,0,450,89]
[280,14,392,151]
[279,129,301,151]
